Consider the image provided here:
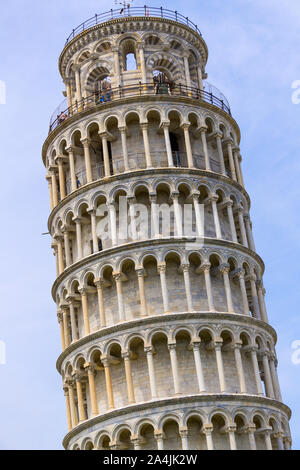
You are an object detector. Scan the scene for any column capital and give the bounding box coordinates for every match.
[160,120,171,129]
[144,346,154,355]
[140,122,149,131]
[181,122,190,130]
[57,310,63,324]
[168,342,177,351]
[181,264,190,273]
[136,268,146,278]
[84,362,96,375]
[78,287,87,296]
[226,424,237,433]
[223,197,234,208]
[198,263,211,273]
[202,424,213,434]
[219,263,230,275]
[80,137,91,146]
[157,262,167,274]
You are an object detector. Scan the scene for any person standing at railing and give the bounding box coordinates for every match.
[76,176,81,189]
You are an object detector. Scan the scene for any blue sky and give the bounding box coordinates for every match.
[0,0,299,450]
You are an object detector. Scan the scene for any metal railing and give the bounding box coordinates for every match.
[49,82,231,133]
[65,6,201,45]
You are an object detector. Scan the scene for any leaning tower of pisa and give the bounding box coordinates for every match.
[42,6,292,450]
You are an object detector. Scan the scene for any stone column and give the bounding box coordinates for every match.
[56,237,65,275]
[87,210,98,253]
[210,194,222,239]
[112,46,121,87]
[68,299,79,342]
[65,78,73,110]
[158,263,169,313]
[131,437,141,451]
[81,138,93,183]
[203,425,214,450]
[193,193,204,238]
[150,194,160,238]
[274,432,285,450]
[162,121,174,167]
[141,123,152,168]
[74,218,83,260]
[201,263,215,312]
[155,432,164,450]
[192,341,206,392]
[172,193,183,237]
[247,424,257,450]
[122,352,136,404]
[168,343,180,395]
[46,174,54,211]
[262,352,275,398]
[214,340,226,392]
[63,229,71,267]
[63,386,72,431]
[264,429,273,450]
[244,215,256,251]
[199,127,210,170]
[183,55,192,89]
[103,358,115,410]
[108,202,117,247]
[85,364,99,417]
[51,168,59,206]
[181,264,193,311]
[57,157,67,199]
[57,310,65,351]
[136,268,148,316]
[74,66,82,102]
[225,140,237,181]
[220,264,234,313]
[145,347,157,399]
[182,124,193,168]
[180,429,189,450]
[215,132,226,175]
[62,307,70,348]
[138,45,147,84]
[113,272,125,322]
[224,199,238,242]
[233,148,243,187]
[247,274,261,319]
[227,425,237,450]
[250,347,264,396]
[79,288,90,336]
[233,342,247,393]
[66,147,77,192]
[236,269,250,315]
[95,279,107,328]
[236,206,248,247]
[256,280,269,323]
[67,380,78,428]
[197,66,204,92]
[119,126,129,171]
[74,373,87,422]
[101,133,111,177]
[269,354,282,401]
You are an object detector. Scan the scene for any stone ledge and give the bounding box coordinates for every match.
[47,167,249,229]
[62,393,291,448]
[42,96,240,164]
[51,236,264,301]
[56,311,276,372]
